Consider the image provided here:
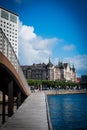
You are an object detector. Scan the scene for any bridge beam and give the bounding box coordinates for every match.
[8,81,14,117]
[2,91,5,124]
[17,91,21,109]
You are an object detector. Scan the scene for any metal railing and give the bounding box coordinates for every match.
[0,28,30,94]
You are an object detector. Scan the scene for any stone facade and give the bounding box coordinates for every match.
[21,59,76,82]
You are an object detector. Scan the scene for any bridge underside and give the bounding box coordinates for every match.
[0,64,27,98]
[0,28,30,125]
[0,52,30,124]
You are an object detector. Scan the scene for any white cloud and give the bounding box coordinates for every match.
[63,55,87,76]
[18,20,59,65]
[18,20,87,76]
[63,44,75,51]
[19,21,36,41]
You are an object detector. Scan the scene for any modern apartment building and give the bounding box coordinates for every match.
[0,6,18,57]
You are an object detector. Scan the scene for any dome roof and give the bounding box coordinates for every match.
[47,62,53,67]
[46,57,53,67]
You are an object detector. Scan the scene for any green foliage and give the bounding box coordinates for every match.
[27,79,79,89]
[27,79,42,87]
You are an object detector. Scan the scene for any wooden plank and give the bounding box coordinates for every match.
[2,92,49,130]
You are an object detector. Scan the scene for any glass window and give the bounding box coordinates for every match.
[1,10,9,20]
[10,14,17,23]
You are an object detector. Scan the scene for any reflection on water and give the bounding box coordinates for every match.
[48,94,87,130]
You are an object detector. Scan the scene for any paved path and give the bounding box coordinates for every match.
[1,92,49,130]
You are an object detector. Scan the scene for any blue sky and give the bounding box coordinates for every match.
[0,0,87,77]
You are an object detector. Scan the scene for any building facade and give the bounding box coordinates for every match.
[79,75,87,89]
[0,7,18,57]
[21,59,76,82]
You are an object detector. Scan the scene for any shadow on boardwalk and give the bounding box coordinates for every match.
[1,92,49,130]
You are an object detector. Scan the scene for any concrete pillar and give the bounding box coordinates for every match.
[2,91,5,124]
[17,91,21,109]
[8,81,14,117]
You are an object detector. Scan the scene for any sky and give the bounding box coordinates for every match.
[0,0,87,77]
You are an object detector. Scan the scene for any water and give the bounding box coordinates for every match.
[47,94,87,130]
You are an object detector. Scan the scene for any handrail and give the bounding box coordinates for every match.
[0,28,30,94]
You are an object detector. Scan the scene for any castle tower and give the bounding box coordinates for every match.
[46,57,55,80]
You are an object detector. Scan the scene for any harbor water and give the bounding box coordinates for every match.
[47,94,87,130]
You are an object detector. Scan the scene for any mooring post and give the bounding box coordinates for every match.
[8,81,14,117]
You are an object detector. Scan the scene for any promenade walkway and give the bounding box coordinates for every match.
[1,92,49,130]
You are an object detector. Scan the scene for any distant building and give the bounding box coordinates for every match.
[80,75,87,89]
[21,59,76,82]
[76,77,81,83]
[0,6,18,57]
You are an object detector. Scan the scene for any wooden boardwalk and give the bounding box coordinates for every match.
[1,92,49,130]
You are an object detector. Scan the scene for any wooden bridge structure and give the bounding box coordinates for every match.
[0,28,31,124]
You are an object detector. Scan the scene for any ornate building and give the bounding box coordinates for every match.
[21,59,76,82]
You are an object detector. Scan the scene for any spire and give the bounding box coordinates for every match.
[72,64,75,68]
[73,64,75,68]
[58,58,64,69]
[72,64,75,72]
[49,56,51,63]
[47,57,53,67]
[58,58,61,66]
